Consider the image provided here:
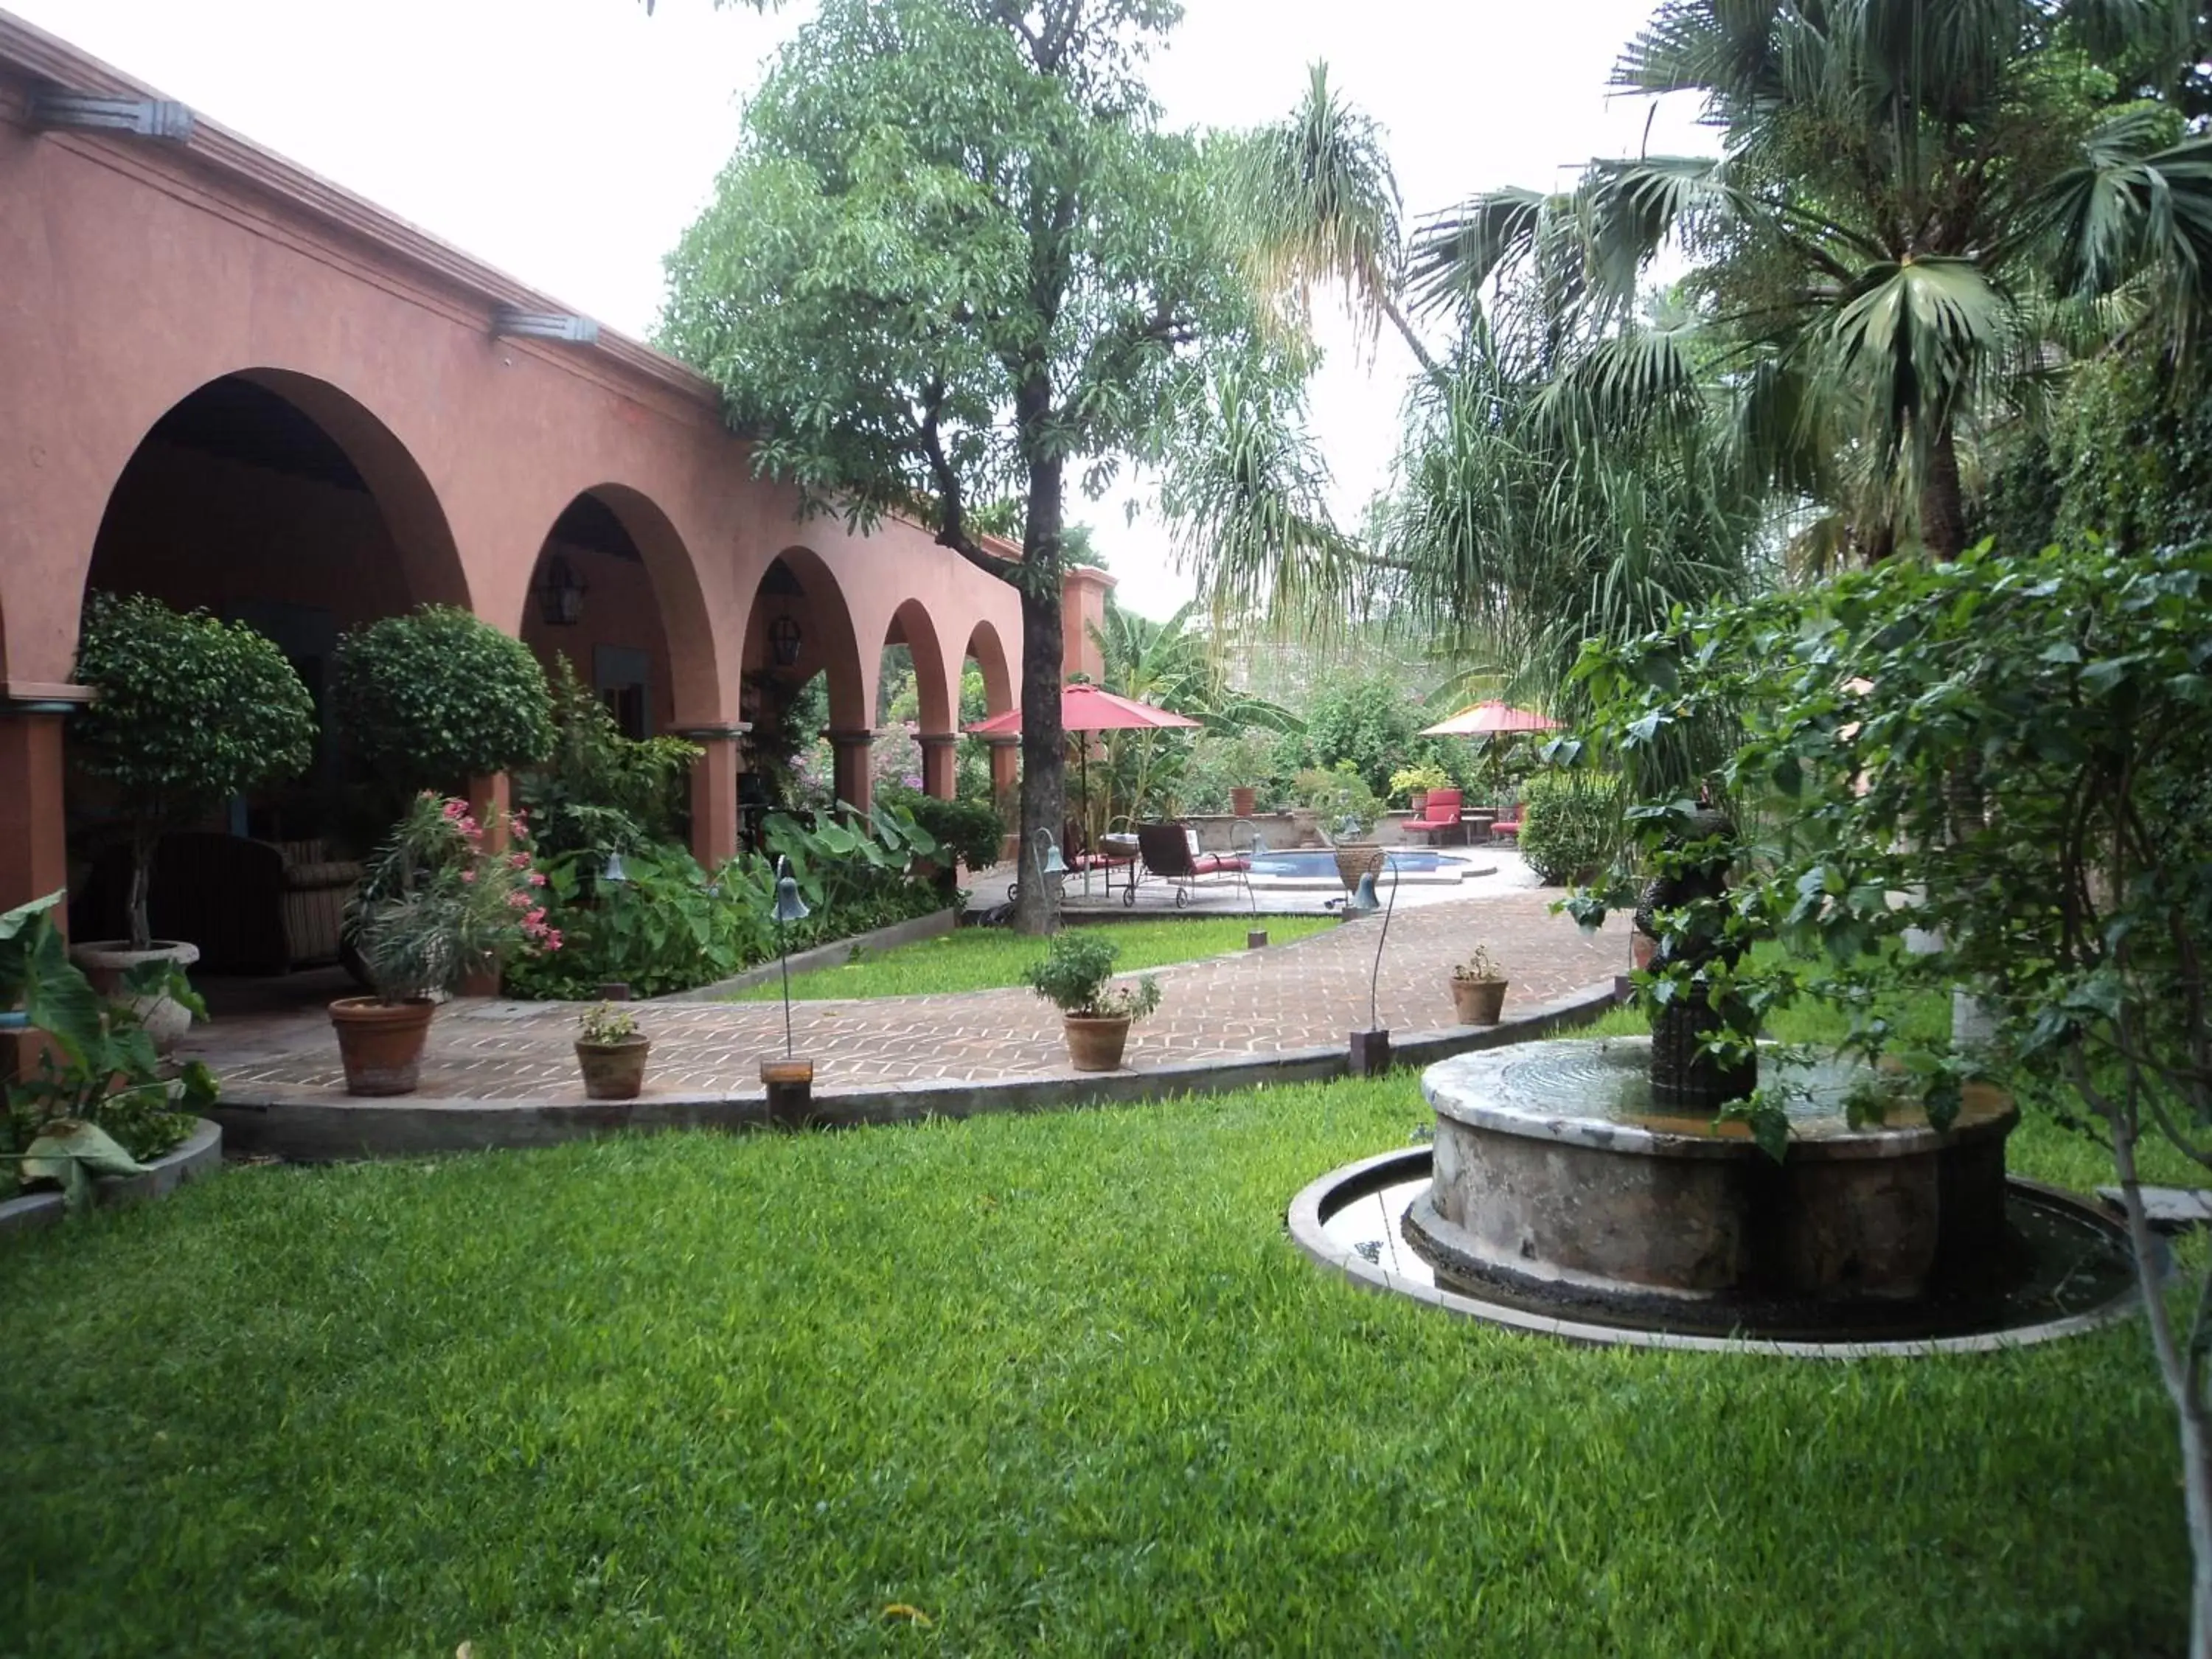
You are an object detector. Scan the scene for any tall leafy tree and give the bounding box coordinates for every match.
[659,0,1304,931]
[1413,0,2212,560]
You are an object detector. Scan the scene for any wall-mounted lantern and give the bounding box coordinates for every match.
[769,614,803,667]
[532,554,587,627]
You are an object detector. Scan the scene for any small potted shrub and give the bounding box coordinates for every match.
[1450,945,1509,1025]
[1023,930,1161,1072]
[334,793,559,1095]
[69,592,316,1048]
[1389,762,1450,816]
[574,1001,650,1099]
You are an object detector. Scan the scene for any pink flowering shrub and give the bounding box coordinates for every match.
[346,791,560,1002]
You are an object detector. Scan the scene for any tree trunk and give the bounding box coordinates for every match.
[2112,1107,2212,1657]
[1012,454,1067,936]
[1919,417,1966,561]
[127,823,156,953]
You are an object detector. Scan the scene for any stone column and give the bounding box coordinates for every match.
[673,723,747,869]
[0,685,91,1085]
[917,733,957,801]
[825,728,875,819]
[461,772,510,998]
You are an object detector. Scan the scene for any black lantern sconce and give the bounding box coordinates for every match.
[532,554,588,627]
[769,613,803,667]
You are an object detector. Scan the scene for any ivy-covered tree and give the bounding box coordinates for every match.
[658,0,1308,931]
[71,592,318,953]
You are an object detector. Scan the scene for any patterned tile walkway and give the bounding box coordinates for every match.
[199,889,1625,1103]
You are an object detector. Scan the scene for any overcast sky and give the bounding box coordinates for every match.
[20,0,1710,619]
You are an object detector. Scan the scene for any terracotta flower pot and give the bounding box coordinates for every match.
[575,1037,650,1100]
[1062,1013,1132,1072]
[1451,976,1509,1026]
[1332,843,1385,894]
[1229,786,1258,818]
[1289,807,1321,848]
[1408,790,1430,815]
[69,939,201,1054]
[329,996,436,1096]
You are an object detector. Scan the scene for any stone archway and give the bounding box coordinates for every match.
[964,619,1018,811]
[881,598,953,800]
[740,546,870,823]
[68,370,465,958]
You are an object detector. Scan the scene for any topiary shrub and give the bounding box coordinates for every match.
[71,591,318,950]
[333,605,554,796]
[1517,771,1622,886]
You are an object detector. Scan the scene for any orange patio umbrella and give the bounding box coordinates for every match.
[968,684,1201,877]
[1419,699,1561,737]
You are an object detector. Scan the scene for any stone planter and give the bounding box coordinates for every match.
[1229,786,1258,818]
[1332,843,1385,894]
[68,939,201,1053]
[1062,1014,1132,1072]
[1289,807,1321,848]
[1408,790,1430,816]
[576,1037,650,1101]
[1451,975,1509,1025]
[329,996,436,1096]
[0,1117,223,1234]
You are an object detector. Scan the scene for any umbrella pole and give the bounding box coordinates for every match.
[1081,742,1092,898]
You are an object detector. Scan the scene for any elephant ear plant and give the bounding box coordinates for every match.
[0,891,215,1211]
[70,591,317,953]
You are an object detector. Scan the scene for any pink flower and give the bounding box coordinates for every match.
[442,799,466,820]
[546,930,563,951]
[527,871,546,887]
[507,890,531,910]
[525,907,546,928]
[460,869,476,884]
[509,852,532,870]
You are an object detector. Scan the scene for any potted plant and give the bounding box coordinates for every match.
[1450,945,1509,1025]
[333,604,555,799]
[334,792,560,1096]
[1390,761,1450,817]
[1023,930,1161,1072]
[1,891,218,1214]
[67,593,316,1048]
[574,1001,650,1099]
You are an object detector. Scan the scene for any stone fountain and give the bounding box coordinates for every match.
[1291,809,2134,1349]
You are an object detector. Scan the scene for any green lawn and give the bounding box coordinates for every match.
[0,1074,2190,1655]
[731,914,1337,1001]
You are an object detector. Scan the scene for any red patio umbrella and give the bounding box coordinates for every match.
[1419,699,1560,737]
[967,684,1201,877]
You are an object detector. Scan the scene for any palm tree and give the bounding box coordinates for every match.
[1225,62,1440,375]
[1415,0,2212,559]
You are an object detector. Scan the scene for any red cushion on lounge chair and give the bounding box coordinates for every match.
[1190,854,1250,874]
[1416,787,1463,827]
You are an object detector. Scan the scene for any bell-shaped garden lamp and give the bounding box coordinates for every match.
[772,857,810,1059]
[1241,825,1269,948]
[597,849,632,1001]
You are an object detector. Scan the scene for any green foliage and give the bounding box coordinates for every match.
[70,591,317,950]
[1299,675,1423,798]
[1293,761,1382,840]
[734,914,1333,1001]
[1388,762,1450,801]
[1517,771,1624,886]
[333,605,554,795]
[1,893,212,1201]
[576,1002,640,1046]
[518,656,700,861]
[1022,928,1161,1020]
[1564,539,2212,1615]
[348,794,557,1002]
[507,803,947,1001]
[0,1077,2193,1653]
[875,785,1004,875]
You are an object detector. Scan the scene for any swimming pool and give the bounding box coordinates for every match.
[1248,849,1454,880]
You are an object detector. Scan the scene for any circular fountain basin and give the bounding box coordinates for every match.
[1407,1037,2027,1333]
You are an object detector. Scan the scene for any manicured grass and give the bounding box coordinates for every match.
[0,1074,2190,1655]
[731,914,1337,1001]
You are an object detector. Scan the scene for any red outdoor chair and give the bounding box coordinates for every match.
[1399,787,1464,846]
[1127,822,1251,908]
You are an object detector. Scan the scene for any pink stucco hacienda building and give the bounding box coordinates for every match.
[0,10,1119,927]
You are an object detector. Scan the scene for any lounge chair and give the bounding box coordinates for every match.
[1126,822,1251,908]
[1399,787,1465,846]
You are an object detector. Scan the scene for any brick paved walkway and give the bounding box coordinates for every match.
[198,889,1624,1103]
